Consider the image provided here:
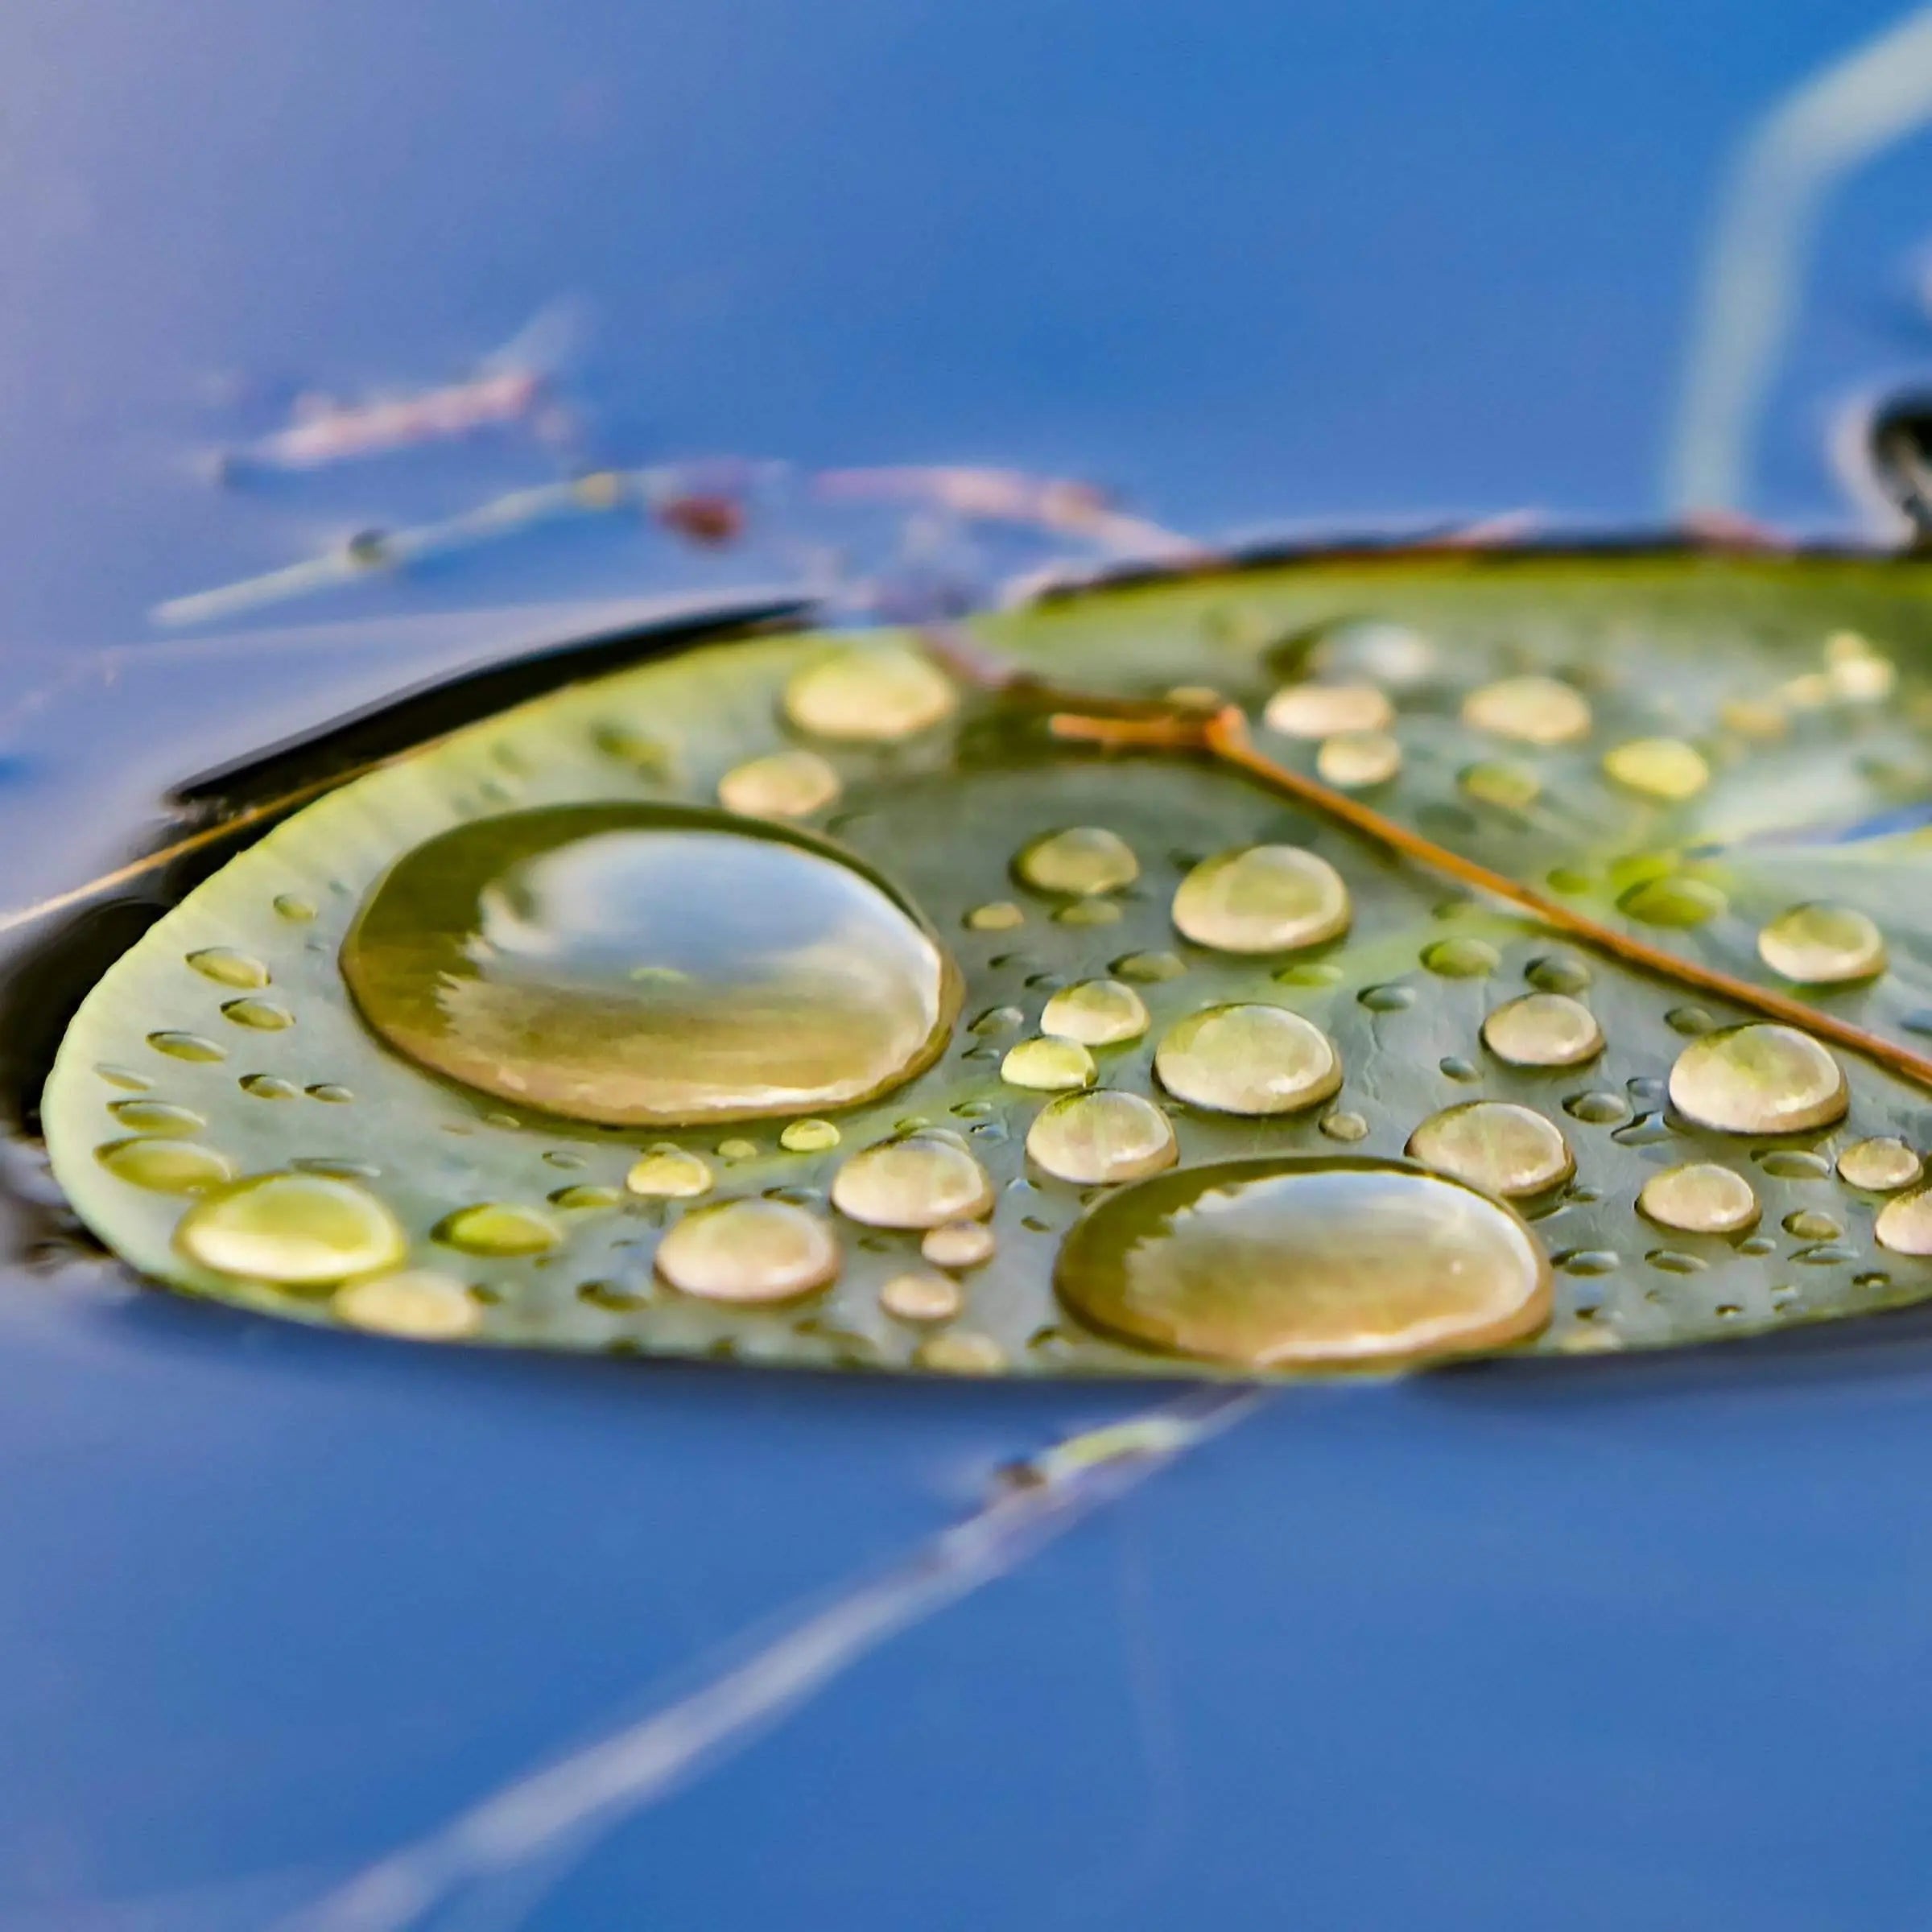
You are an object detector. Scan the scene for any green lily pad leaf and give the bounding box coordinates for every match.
[40,551,1932,1377]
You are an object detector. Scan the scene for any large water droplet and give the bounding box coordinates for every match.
[830,1133,993,1228]
[1013,826,1139,896]
[717,748,841,819]
[1171,845,1351,954]
[343,803,959,1126]
[1756,903,1887,985]
[1637,1162,1760,1234]
[782,645,956,741]
[1055,1156,1550,1368]
[435,1203,563,1257]
[654,1198,840,1301]
[1601,737,1710,801]
[1155,1004,1341,1115]
[1406,1101,1573,1199]
[1001,1037,1097,1091]
[175,1172,407,1284]
[1461,675,1591,745]
[96,1137,233,1194]
[1480,993,1604,1067]
[1838,1137,1922,1191]
[1040,979,1150,1046]
[1263,682,1392,739]
[334,1270,481,1340]
[1666,1025,1847,1134]
[1026,1091,1178,1185]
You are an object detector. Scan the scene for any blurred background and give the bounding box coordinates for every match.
[8,5,1932,1929]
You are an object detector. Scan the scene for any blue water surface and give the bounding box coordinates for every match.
[4,3,1932,1927]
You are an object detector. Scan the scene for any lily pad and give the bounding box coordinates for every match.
[40,550,1932,1375]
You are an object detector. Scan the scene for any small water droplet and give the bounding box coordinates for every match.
[717,748,841,819]
[1618,876,1727,927]
[1319,1108,1368,1142]
[1611,1112,1674,1147]
[1407,1101,1572,1199]
[220,997,294,1030]
[1458,762,1542,811]
[1555,1249,1620,1276]
[831,1133,994,1228]
[922,1220,998,1269]
[95,1063,153,1092]
[1040,979,1150,1046]
[1825,630,1897,700]
[1358,983,1415,1013]
[914,1331,1007,1374]
[95,1137,233,1194]
[1637,1163,1758,1232]
[1001,1038,1097,1092]
[334,1271,480,1340]
[1439,1056,1481,1083]
[1462,675,1591,745]
[1155,1004,1341,1115]
[176,1172,407,1283]
[656,1198,840,1301]
[1014,826,1139,897]
[966,902,1026,931]
[1315,729,1402,789]
[1026,1091,1178,1185]
[1171,845,1350,954]
[1054,1155,1550,1368]
[1525,954,1591,994]
[1838,1137,1922,1191]
[1563,1091,1630,1125]
[1668,1024,1847,1134]
[1783,1208,1843,1241]
[148,1030,225,1063]
[1757,1150,1833,1181]
[1263,682,1393,739]
[782,645,956,741]
[1112,951,1187,984]
[1666,1005,1716,1036]
[1757,902,1887,984]
[307,1083,353,1103]
[1308,618,1435,687]
[187,947,270,989]
[239,1074,300,1100]
[434,1203,562,1257]
[779,1118,841,1153]
[971,1005,1025,1035]
[273,894,317,923]
[108,1099,204,1133]
[1876,1187,1932,1254]
[1646,1249,1706,1274]
[1480,993,1604,1068]
[878,1271,964,1323]
[625,1146,713,1198]
[1601,737,1710,801]
[549,1184,621,1210]
[1421,936,1500,979]
[716,1137,759,1161]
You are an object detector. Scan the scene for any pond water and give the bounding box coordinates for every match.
[5,4,1932,1928]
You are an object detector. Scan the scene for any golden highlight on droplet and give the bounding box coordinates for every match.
[782,643,957,741]
[654,1198,840,1302]
[1154,1004,1341,1116]
[1406,1100,1573,1199]
[1170,844,1351,954]
[1666,1025,1848,1135]
[1637,1162,1760,1234]
[175,1171,408,1286]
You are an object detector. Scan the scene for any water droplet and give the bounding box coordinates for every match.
[878,1271,964,1323]
[1358,983,1415,1013]
[1406,1101,1573,1198]
[592,720,672,775]
[1825,630,1896,701]
[1876,1188,1932,1256]
[966,901,1026,931]
[1040,979,1150,1046]
[1309,618,1435,687]
[1172,845,1350,954]
[1563,1090,1629,1125]
[1319,1108,1368,1142]
[1001,1038,1097,1092]
[1276,961,1344,988]
[1014,826,1139,897]
[307,1083,353,1104]
[1026,1091,1178,1185]
[655,1198,840,1301]
[1155,1004,1341,1116]
[1618,876,1727,927]
[549,1184,621,1210]
[1113,951,1187,983]
[434,1203,562,1257]
[273,894,317,923]
[1421,936,1499,979]
[921,1220,997,1268]
[776,1117,839,1154]
[108,1099,204,1133]
[1462,675,1591,745]
[220,997,293,1030]
[1838,1137,1922,1191]
[1637,1163,1759,1233]
[1668,1024,1847,1134]
[1459,762,1542,811]
[96,1063,153,1092]
[1439,1055,1481,1083]
[1315,729,1402,789]
[1480,993,1604,1067]
[1601,737,1710,801]
[334,1270,480,1340]
[1757,1150,1832,1181]
[625,1145,713,1198]
[1756,902,1887,984]
[1783,1208,1843,1241]
[915,1331,1007,1374]
[240,1073,300,1100]
[176,1172,407,1284]
[717,748,841,819]
[831,1133,993,1228]
[1666,1005,1715,1036]
[716,1137,759,1161]
[187,947,270,989]
[1055,1155,1550,1368]
[95,1137,233,1194]
[1525,954,1591,994]
[1263,682,1392,739]
[1647,1249,1706,1274]
[147,1030,225,1062]
[342,803,959,1127]
[782,645,956,741]
[1554,1249,1620,1277]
